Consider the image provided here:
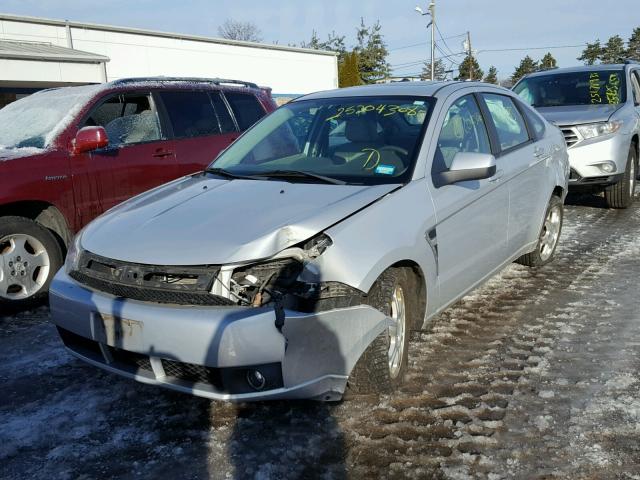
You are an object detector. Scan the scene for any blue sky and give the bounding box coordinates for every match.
[1,0,639,80]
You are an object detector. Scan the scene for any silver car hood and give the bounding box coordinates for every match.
[537,104,621,126]
[81,175,399,265]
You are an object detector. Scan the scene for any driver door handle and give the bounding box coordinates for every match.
[152,149,174,158]
[489,169,504,182]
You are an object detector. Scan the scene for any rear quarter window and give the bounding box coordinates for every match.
[159,91,220,138]
[225,92,267,131]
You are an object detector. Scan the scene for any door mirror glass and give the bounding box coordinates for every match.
[435,152,496,186]
[73,126,109,154]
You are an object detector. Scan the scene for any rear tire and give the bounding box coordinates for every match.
[517,195,563,268]
[347,268,414,395]
[604,145,636,209]
[0,216,63,313]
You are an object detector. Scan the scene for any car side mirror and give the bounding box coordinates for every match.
[73,126,109,155]
[435,152,497,187]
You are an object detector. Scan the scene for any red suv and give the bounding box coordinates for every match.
[0,77,276,310]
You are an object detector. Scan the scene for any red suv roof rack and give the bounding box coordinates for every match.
[110,77,259,89]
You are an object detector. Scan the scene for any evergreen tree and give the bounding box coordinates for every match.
[421,59,447,81]
[578,40,603,65]
[483,66,498,84]
[539,52,558,70]
[601,35,626,64]
[511,55,539,83]
[627,27,640,61]
[302,30,347,62]
[338,51,362,88]
[354,19,391,83]
[456,55,483,81]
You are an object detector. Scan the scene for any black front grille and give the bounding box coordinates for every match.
[70,270,234,306]
[162,359,224,388]
[108,346,153,373]
[70,251,235,306]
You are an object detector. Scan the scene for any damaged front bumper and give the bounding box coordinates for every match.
[49,269,389,402]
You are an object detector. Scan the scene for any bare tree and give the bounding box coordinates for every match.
[217,19,263,42]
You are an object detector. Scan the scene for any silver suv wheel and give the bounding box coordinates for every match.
[0,233,51,300]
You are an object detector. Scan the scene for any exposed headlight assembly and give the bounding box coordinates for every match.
[64,230,84,275]
[576,121,623,140]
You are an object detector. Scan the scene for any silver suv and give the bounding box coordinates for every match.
[514,63,640,208]
[50,81,569,402]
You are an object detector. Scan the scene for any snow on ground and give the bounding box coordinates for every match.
[2,193,640,479]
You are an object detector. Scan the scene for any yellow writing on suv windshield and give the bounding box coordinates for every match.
[606,73,621,104]
[590,72,621,105]
[326,104,422,122]
[589,73,602,104]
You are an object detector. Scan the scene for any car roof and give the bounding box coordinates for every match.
[294,80,511,101]
[523,64,628,80]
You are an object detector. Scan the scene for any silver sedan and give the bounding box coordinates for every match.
[50,81,569,401]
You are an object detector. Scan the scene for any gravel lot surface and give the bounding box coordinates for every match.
[1,193,639,480]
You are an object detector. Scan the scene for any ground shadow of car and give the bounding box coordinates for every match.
[564,191,610,209]
[85,292,349,479]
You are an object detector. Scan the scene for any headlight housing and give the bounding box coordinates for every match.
[576,121,623,140]
[64,230,84,274]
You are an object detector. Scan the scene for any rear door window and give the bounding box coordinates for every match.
[160,91,220,138]
[225,92,266,130]
[481,94,530,152]
[84,93,162,146]
[210,91,237,133]
[516,99,546,140]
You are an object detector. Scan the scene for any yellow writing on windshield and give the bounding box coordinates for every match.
[606,73,621,104]
[361,148,381,170]
[326,104,422,122]
[589,72,621,105]
[589,73,602,104]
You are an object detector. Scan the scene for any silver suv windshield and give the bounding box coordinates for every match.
[209,96,434,185]
[514,70,627,108]
[0,84,99,150]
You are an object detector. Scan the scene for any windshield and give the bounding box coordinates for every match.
[210,96,434,185]
[0,84,99,150]
[514,70,626,108]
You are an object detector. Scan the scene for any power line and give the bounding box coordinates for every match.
[435,23,456,57]
[477,43,588,54]
[391,49,465,68]
[388,32,465,52]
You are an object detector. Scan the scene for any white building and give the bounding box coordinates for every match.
[0,13,338,107]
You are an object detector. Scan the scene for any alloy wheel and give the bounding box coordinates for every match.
[387,285,407,379]
[0,234,51,300]
[539,205,562,262]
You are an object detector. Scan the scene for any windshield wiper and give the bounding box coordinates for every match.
[204,167,260,180]
[251,170,346,185]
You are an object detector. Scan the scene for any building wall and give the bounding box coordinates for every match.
[0,16,338,95]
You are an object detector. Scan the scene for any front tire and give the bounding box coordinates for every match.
[604,145,637,209]
[347,268,414,395]
[0,216,63,313]
[516,195,563,268]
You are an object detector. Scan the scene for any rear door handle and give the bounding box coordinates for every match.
[534,147,547,158]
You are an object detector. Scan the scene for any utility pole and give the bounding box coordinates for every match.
[467,31,473,81]
[429,2,436,81]
[415,2,436,80]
